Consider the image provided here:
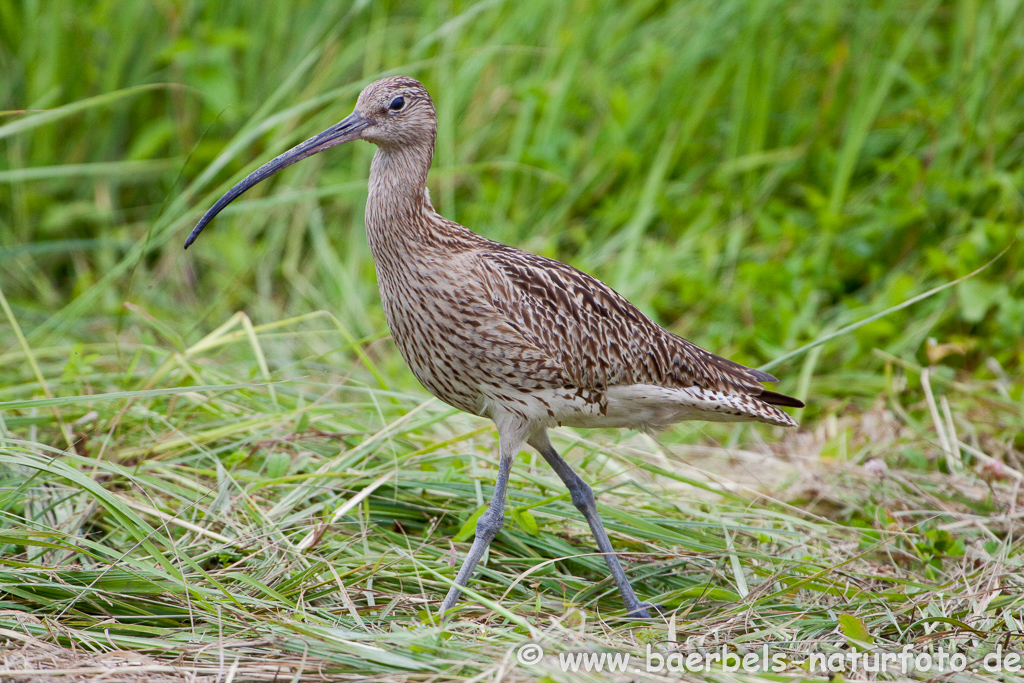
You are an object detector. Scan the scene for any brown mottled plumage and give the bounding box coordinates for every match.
[185,76,804,619]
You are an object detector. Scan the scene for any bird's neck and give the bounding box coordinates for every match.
[366,143,432,239]
[365,141,474,258]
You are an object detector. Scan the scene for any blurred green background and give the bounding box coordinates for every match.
[1,0,1022,406]
[3,2,1024,672]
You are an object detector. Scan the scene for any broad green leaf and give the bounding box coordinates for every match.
[512,508,540,536]
[452,505,487,543]
[265,451,290,479]
[838,613,874,646]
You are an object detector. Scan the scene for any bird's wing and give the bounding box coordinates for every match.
[479,247,790,401]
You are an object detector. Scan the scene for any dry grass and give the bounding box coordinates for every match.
[1,313,1022,681]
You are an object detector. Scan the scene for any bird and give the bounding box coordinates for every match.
[184,76,804,619]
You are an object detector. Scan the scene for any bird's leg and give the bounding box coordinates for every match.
[529,432,652,618]
[439,419,524,617]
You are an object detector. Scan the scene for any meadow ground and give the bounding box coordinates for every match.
[1,1,1023,681]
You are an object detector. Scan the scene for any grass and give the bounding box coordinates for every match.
[1,0,1023,680]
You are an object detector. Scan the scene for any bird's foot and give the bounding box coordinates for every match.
[626,601,668,619]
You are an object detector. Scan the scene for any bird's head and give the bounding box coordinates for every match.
[184,76,435,249]
[353,76,436,147]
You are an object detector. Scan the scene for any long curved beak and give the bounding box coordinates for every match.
[184,110,370,249]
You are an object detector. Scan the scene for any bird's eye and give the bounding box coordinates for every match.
[388,96,405,111]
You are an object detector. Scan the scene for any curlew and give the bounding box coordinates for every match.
[185,76,804,618]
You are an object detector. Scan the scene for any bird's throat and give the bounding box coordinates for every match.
[365,143,442,254]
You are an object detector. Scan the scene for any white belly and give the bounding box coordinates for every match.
[504,384,762,434]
